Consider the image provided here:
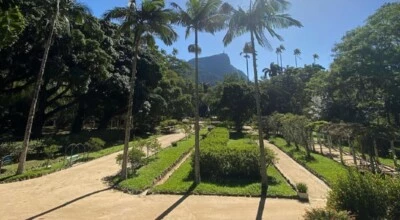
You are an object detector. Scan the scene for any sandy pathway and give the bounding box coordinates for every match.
[0,133,310,220]
[265,140,330,208]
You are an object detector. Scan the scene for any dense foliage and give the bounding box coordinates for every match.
[328,170,400,219]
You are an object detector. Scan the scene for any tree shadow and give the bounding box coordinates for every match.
[229,132,245,140]
[256,195,266,220]
[155,183,197,220]
[26,180,122,220]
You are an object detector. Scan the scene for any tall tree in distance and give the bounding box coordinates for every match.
[294,48,301,67]
[278,44,285,69]
[171,0,232,184]
[240,42,253,81]
[313,53,319,64]
[105,0,178,179]
[275,47,281,67]
[223,0,302,196]
[16,0,89,175]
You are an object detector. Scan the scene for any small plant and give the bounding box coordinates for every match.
[43,144,59,167]
[304,208,354,220]
[85,137,105,152]
[296,182,308,193]
[116,147,145,175]
[171,141,178,147]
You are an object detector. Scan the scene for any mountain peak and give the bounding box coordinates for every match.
[188,53,245,85]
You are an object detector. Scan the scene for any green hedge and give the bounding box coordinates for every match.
[116,136,195,193]
[198,128,273,181]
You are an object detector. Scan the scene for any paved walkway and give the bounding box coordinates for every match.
[265,141,330,208]
[0,133,311,220]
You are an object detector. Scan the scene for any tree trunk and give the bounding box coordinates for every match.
[193,28,201,184]
[121,37,140,180]
[318,133,323,155]
[71,98,85,134]
[295,55,297,67]
[390,140,398,168]
[339,139,344,165]
[373,138,380,164]
[251,29,268,196]
[349,138,357,166]
[16,0,59,175]
[328,135,333,158]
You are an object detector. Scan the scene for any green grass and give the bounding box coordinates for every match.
[115,136,195,193]
[153,158,297,197]
[0,136,158,182]
[270,137,348,186]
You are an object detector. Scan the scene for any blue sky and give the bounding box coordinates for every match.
[81,0,397,79]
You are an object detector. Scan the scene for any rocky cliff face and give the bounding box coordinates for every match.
[188,53,246,85]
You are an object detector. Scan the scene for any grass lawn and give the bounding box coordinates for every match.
[0,136,157,182]
[270,137,348,186]
[153,158,297,198]
[114,135,195,194]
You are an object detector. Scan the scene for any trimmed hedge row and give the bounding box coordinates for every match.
[198,128,270,181]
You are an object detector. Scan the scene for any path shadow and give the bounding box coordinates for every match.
[155,183,197,220]
[256,195,266,220]
[26,180,122,220]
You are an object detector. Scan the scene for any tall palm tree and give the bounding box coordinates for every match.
[294,48,301,67]
[105,0,177,179]
[240,42,253,81]
[223,0,302,195]
[275,47,281,66]
[171,0,232,184]
[278,44,285,69]
[16,0,89,175]
[313,53,319,64]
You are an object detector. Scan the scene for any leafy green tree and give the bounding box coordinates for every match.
[213,80,254,132]
[223,0,302,195]
[0,5,25,48]
[171,0,232,184]
[16,0,89,175]
[104,0,177,179]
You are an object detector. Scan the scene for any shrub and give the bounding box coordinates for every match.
[296,182,308,193]
[197,127,274,181]
[160,119,179,134]
[327,169,400,219]
[116,147,145,174]
[304,208,354,220]
[85,137,106,152]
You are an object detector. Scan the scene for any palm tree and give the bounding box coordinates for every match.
[263,62,279,78]
[223,0,302,195]
[294,48,301,67]
[313,53,319,64]
[275,47,281,66]
[240,42,253,81]
[171,0,232,184]
[278,44,285,69]
[16,0,89,175]
[105,0,177,179]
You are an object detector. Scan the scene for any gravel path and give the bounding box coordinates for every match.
[265,140,330,208]
[0,133,310,220]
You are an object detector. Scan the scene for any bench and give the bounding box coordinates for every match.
[66,154,81,166]
[1,155,13,166]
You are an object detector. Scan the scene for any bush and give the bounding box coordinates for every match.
[327,169,400,219]
[160,119,179,134]
[85,137,106,152]
[116,147,145,174]
[197,127,274,181]
[296,182,308,193]
[304,208,354,220]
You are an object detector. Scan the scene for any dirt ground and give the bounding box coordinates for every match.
[0,133,315,219]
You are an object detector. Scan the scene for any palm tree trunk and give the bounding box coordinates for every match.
[280,53,283,70]
[121,37,140,179]
[16,0,59,175]
[295,55,297,67]
[349,138,357,166]
[245,57,249,82]
[373,138,380,164]
[250,30,268,196]
[194,28,201,184]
